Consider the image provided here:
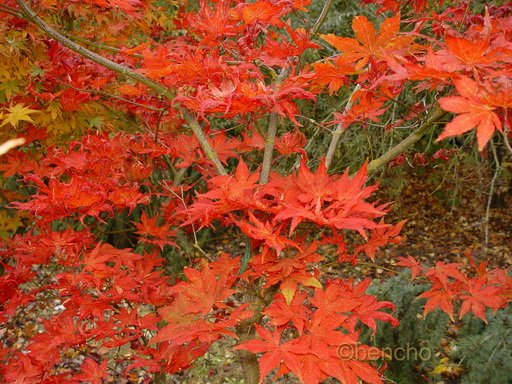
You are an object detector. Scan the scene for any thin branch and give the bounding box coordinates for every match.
[60,81,165,112]
[325,84,361,170]
[101,93,164,112]
[484,140,500,250]
[182,112,227,175]
[162,181,211,260]
[15,0,227,176]
[367,108,448,173]
[259,113,279,184]
[311,0,334,35]
[0,4,23,18]
[259,68,290,184]
[60,32,144,59]
[501,109,512,154]
[503,131,512,154]
[259,0,335,183]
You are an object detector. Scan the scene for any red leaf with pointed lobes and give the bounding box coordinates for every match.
[396,255,422,280]
[184,160,261,227]
[275,130,307,156]
[133,211,177,249]
[234,325,298,381]
[236,213,299,254]
[263,292,311,334]
[418,287,455,321]
[74,358,109,384]
[459,277,505,323]
[424,261,467,289]
[273,160,387,237]
[442,33,510,71]
[311,61,356,95]
[437,76,502,150]
[355,220,405,260]
[235,0,285,26]
[321,14,414,69]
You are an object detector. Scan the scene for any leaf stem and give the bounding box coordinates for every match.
[367,108,447,173]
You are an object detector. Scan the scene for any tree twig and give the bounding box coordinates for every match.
[0,4,22,18]
[484,140,501,250]
[311,0,334,35]
[367,108,447,173]
[259,114,279,184]
[60,31,144,59]
[16,0,171,97]
[182,111,227,175]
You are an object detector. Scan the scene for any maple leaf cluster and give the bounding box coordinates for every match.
[181,159,403,383]
[0,122,402,384]
[397,255,512,323]
[0,130,255,382]
[319,7,512,150]
[236,279,398,384]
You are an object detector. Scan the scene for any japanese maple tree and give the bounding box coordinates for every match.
[0,0,511,383]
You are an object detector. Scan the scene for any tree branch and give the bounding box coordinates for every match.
[0,4,23,18]
[183,112,227,175]
[367,108,447,173]
[325,84,361,170]
[259,113,279,184]
[14,0,227,176]
[259,0,335,183]
[60,32,144,59]
[311,0,334,35]
[16,0,171,97]
[259,68,290,184]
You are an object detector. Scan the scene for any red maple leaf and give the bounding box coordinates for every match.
[236,213,299,254]
[459,277,504,323]
[263,292,311,334]
[133,212,177,249]
[311,61,356,95]
[237,0,284,26]
[234,325,298,380]
[396,255,422,280]
[74,358,109,384]
[437,76,502,150]
[424,261,467,288]
[418,286,455,321]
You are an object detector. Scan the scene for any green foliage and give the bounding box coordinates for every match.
[454,306,512,384]
[362,275,450,383]
[363,275,512,383]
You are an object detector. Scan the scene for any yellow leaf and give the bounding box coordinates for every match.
[0,210,23,239]
[280,279,297,305]
[301,276,323,289]
[0,104,39,127]
[432,357,463,376]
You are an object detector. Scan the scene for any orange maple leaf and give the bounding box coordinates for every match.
[238,0,283,25]
[321,14,413,69]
